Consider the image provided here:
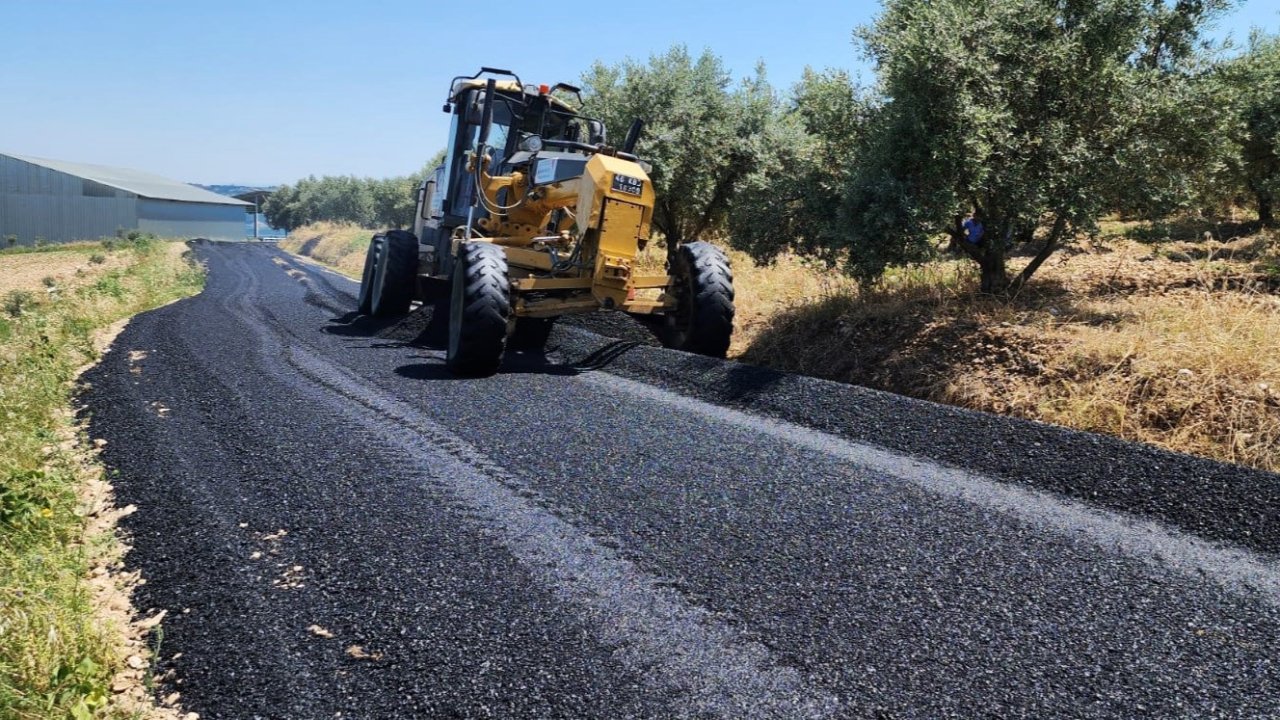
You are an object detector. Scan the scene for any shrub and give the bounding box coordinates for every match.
[91,275,126,300]
[88,254,106,265]
[4,290,36,317]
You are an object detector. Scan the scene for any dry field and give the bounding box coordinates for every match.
[0,245,129,296]
[282,221,1280,473]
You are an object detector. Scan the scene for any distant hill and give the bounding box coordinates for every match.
[194,184,278,198]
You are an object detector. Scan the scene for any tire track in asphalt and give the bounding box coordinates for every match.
[219,249,842,718]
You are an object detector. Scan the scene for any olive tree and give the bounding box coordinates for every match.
[262,183,303,231]
[581,46,778,258]
[842,0,1234,293]
[1222,32,1280,225]
[730,70,871,267]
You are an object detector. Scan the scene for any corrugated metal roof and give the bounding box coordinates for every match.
[3,152,251,206]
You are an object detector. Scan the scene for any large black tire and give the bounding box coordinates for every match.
[508,317,555,352]
[370,230,419,317]
[663,240,734,357]
[446,242,510,377]
[356,236,383,314]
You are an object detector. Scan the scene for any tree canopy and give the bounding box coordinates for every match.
[730,69,869,268]
[581,46,779,257]
[1221,32,1280,225]
[263,153,444,232]
[731,0,1238,293]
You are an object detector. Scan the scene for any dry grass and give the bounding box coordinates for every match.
[1010,292,1280,470]
[739,227,1280,473]
[283,220,1280,472]
[277,221,372,278]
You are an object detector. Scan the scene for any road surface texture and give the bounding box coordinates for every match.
[82,242,1280,719]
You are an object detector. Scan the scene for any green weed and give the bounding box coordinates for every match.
[0,240,204,719]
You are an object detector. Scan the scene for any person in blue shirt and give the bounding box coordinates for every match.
[962,211,985,245]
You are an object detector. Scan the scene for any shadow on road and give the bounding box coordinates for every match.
[716,362,790,401]
[322,311,418,340]
[384,334,653,380]
[569,341,643,371]
[325,303,636,378]
[394,346,583,380]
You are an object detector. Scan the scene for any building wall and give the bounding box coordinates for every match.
[0,155,139,244]
[136,199,246,241]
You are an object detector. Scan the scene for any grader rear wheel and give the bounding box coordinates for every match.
[356,236,383,314]
[370,230,419,317]
[446,242,510,377]
[663,241,734,358]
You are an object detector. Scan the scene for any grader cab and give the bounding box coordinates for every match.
[357,67,734,376]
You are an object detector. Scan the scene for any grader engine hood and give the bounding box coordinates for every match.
[575,154,655,308]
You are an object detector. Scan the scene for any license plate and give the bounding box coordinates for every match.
[611,174,644,197]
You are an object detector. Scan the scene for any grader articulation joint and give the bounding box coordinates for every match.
[357,67,735,376]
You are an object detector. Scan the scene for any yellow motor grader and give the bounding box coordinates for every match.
[356,67,734,376]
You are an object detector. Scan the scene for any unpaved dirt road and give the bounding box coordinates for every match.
[83,242,1280,718]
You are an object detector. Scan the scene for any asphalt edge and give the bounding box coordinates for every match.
[549,324,1280,558]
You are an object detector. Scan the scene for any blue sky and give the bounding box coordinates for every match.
[2,0,1276,186]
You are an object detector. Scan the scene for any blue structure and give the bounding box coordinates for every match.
[232,190,287,240]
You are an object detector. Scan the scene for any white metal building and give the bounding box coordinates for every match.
[0,152,251,245]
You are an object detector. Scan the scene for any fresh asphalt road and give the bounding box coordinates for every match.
[83,242,1280,719]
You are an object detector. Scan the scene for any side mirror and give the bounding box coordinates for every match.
[588,119,606,146]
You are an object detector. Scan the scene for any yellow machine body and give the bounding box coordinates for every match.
[367,68,734,374]
[461,151,673,319]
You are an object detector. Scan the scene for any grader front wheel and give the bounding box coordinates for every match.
[446,242,510,377]
[663,241,735,358]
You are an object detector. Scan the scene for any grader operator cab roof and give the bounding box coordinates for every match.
[449,78,580,114]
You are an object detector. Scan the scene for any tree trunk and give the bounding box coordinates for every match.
[664,228,685,269]
[1009,214,1069,293]
[949,217,1011,294]
[978,249,1009,294]
[1259,191,1275,228]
